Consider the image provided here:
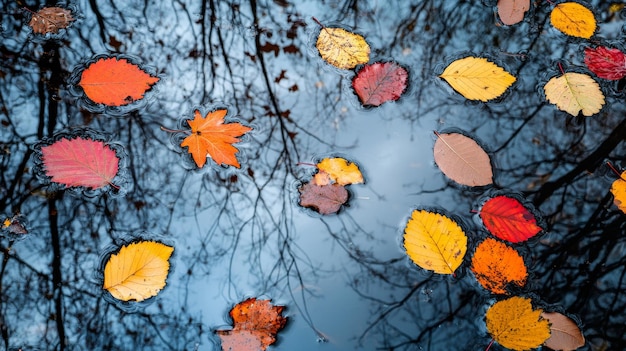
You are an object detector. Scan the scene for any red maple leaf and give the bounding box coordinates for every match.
[584,46,626,80]
[41,137,119,189]
[352,61,409,107]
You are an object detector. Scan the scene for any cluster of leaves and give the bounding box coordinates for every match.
[298,157,364,215]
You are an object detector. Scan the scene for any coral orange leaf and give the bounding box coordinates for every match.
[216,298,287,351]
[78,57,159,106]
[471,238,527,294]
[180,109,252,168]
[479,195,542,243]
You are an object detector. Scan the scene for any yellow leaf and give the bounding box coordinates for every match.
[551,2,596,39]
[403,210,467,275]
[439,57,516,102]
[544,72,605,117]
[486,296,551,351]
[610,171,626,214]
[316,27,370,70]
[316,157,364,186]
[103,241,174,302]
[2,218,10,228]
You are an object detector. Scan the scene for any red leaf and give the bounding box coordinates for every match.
[479,196,542,243]
[584,46,626,80]
[298,181,348,215]
[41,137,119,189]
[352,62,409,107]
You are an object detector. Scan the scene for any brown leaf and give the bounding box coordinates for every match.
[433,131,493,186]
[497,0,530,25]
[28,7,74,34]
[541,312,585,351]
[298,181,348,215]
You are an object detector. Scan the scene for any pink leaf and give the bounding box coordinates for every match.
[352,62,409,107]
[584,46,626,80]
[298,181,348,215]
[41,137,119,189]
[497,0,530,26]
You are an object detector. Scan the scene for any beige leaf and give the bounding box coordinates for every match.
[544,72,604,117]
[433,132,493,186]
[541,312,585,351]
[498,0,530,25]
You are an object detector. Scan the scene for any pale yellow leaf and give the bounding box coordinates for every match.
[550,2,596,39]
[486,296,551,351]
[316,27,370,70]
[439,57,516,101]
[544,72,604,117]
[103,241,174,302]
[403,210,467,275]
[541,312,585,351]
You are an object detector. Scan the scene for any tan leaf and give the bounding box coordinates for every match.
[29,7,74,34]
[541,312,585,351]
[544,72,605,117]
[433,132,493,186]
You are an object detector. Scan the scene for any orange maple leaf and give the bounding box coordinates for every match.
[180,109,252,168]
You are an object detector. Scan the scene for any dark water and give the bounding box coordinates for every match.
[1,1,626,350]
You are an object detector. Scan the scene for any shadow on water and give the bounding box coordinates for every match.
[1,0,626,350]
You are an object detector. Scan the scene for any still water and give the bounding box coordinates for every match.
[1,1,625,350]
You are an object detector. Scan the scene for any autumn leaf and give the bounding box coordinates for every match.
[298,181,348,215]
[403,209,467,275]
[471,238,527,294]
[486,296,551,351]
[41,137,120,189]
[103,241,174,302]
[541,312,585,351]
[315,157,364,186]
[216,298,287,351]
[2,214,27,236]
[178,109,252,168]
[550,2,596,39]
[28,6,74,34]
[439,57,516,101]
[544,72,604,117]
[352,61,409,107]
[479,195,542,243]
[497,0,530,26]
[584,46,626,80]
[433,131,493,187]
[314,18,370,70]
[78,57,159,106]
[610,171,626,214]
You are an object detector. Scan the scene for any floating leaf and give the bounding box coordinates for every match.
[352,61,409,107]
[584,46,626,80]
[315,20,370,70]
[41,137,119,189]
[544,72,604,117]
[28,6,74,34]
[316,157,364,186]
[479,195,542,243]
[216,298,287,351]
[298,181,348,215]
[439,57,516,101]
[403,210,467,275]
[541,312,585,351]
[78,57,159,106]
[179,109,252,168]
[550,2,596,39]
[103,241,174,302]
[471,238,527,294]
[610,171,626,214]
[433,132,493,186]
[2,215,27,236]
[486,296,551,351]
[497,0,530,25]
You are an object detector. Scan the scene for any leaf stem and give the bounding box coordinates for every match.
[160,125,187,133]
[557,62,565,75]
[296,162,317,167]
[606,161,626,180]
[485,338,495,351]
[312,16,325,28]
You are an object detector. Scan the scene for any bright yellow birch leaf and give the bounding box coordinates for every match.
[103,241,174,302]
[550,2,596,39]
[610,171,626,214]
[486,296,551,351]
[316,157,364,186]
[316,26,370,70]
[544,72,604,117]
[439,57,516,102]
[403,210,467,275]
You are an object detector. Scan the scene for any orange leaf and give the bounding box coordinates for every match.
[216,298,287,351]
[78,57,159,106]
[486,296,551,350]
[180,109,252,168]
[471,237,527,294]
